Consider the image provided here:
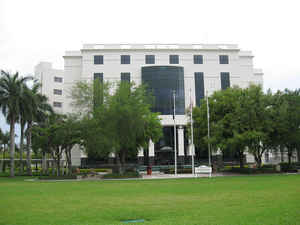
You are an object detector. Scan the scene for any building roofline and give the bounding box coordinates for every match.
[81,43,240,51]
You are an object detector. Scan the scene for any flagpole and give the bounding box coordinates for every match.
[206,91,211,166]
[173,90,177,176]
[190,89,195,175]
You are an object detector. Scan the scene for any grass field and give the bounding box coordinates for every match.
[0,175,300,225]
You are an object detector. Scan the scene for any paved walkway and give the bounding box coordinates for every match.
[141,172,240,179]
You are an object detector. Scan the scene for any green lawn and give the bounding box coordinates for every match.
[0,175,300,225]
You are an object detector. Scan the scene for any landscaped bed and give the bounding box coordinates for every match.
[1,175,300,225]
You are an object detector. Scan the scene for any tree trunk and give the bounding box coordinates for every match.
[55,147,61,176]
[255,154,262,168]
[42,151,47,175]
[116,153,123,174]
[19,121,25,174]
[238,151,244,169]
[26,121,32,176]
[66,149,72,175]
[0,157,3,173]
[288,149,292,165]
[2,147,5,172]
[280,145,284,162]
[9,119,15,177]
[57,157,61,176]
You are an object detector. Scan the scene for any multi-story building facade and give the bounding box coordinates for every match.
[35,44,263,166]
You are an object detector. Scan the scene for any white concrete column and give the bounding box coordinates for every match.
[178,126,185,156]
[138,147,144,157]
[149,139,155,157]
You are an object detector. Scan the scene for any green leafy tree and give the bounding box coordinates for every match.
[72,81,163,174]
[273,89,300,164]
[32,114,82,176]
[236,85,274,168]
[0,70,32,177]
[191,87,248,168]
[24,82,53,175]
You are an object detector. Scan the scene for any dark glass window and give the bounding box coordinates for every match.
[145,55,155,64]
[121,73,130,83]
[142,66,185,115]
[221,72,230,90]
[121,55,130,64]
[194,55,203,64]
[194,72,205,106]
[219,55,229,64]
[54,77,63,83]
[94,73,104,107]
[94,55,103,64]
[53,89,62,95]
[94,73,103,82]
[53,102,62,108]
[169,55,179,64]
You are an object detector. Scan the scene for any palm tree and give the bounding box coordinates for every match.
[0,70,32,177]
[24,82,53,175]
[19,84,35,174]
[1,131,10,172]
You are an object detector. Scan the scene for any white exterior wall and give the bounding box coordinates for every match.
[34,62,64,114]
[35,44,263,166]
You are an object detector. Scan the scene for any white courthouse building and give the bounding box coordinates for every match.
[35,44,263,166]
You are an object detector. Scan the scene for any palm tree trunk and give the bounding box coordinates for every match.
[26,121,32,176]
[9,119,15,177]
[19,122,25,174]
[3,146,6,172]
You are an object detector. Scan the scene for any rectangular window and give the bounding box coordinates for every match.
[93,73,104,107]
[194,55,203,64]
[219,55,229,64]
[121,55,130,64]
[53,89,62,95]
[194,72,205,106]
[145,55,155,64]
[94,73,103,82]
[220,72,230,90]
[169,55,179,64]
[94,55,103,64]
[53,101,62,108]
[121,73,130,83]
[54,76,63,83]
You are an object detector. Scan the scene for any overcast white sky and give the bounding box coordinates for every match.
[0,0,300,134]
[1,0,300,91]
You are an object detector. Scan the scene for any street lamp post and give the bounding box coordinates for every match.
[206,91,211,166]
[173,90,177,176]
[190,89,195,175]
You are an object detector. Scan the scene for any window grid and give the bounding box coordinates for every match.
[54,77,63,83]
[94,73,103,82]
[169,55,179,64]
[53,102,62,108]
[221,72,230,90]
[145,55,155,64]
[194,72,205,106]
[121,55,131,64]
[121,73,131,83]
[94,55,104,64]
[194,55,203,64]
[219,55,229,64]
[53,89,62,95]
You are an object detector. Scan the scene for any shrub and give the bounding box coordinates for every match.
[162,168,192,174]
[102,172,141,179]
[38,175,77,180]
[79,168,110,174]
[229,167,277,174]
[279,163,298,172]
